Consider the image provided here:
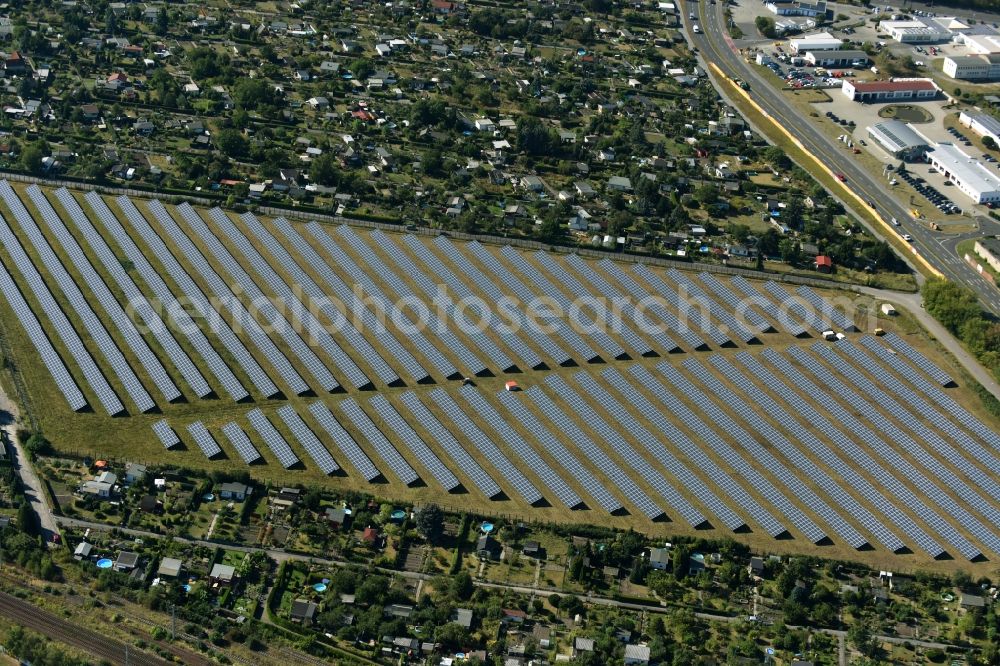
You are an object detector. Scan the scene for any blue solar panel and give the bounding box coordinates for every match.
[338,397,420,485]
[106,195,250,401]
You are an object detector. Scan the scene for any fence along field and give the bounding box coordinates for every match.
[0,180,997,573]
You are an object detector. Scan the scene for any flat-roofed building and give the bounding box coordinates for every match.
[944,55,1000,80]
[973,237,1000,273]
[804,50,869,67]
[927,143,1000,203]
[765,0,827,17]
[867,120,931,160]
[959,111,1000,145]
[788,32,841,53]
[880,18,955,43]
[842,78,938,102]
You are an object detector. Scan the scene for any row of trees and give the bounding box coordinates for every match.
[922,278,1000,379]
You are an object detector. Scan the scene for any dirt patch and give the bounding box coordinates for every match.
[878,104,934,123]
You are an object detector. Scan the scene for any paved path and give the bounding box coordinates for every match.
[0,393,60,544]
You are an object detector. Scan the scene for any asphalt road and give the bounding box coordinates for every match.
[685,0,1000,315]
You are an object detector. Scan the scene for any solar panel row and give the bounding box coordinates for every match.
[398,391,502,499]
[624,366,788,538]
[789,349,964,557]
[308,401,381,482]
[54,189,211,400]
[261,216,423,384]
[497,388,623,514]
[795,285,857,331]
[883,332,953,386]
[152,419,179,450]
[0,187,124,415]
[820,350,1000,552]
[498,246,627,359]
[338,397,419,485]
[27,186,181,405]
[405,235,542,370]
[666,269,758,343]
[368,393,460,491]
[433,236,572,367]
[0,182,153,413]
[336,225,483,377]
[575,371,730,529]
[736,352,905,552]
[246,408,300,469]
[730,276,807,336]
[0,258,87,411]
[208,208,371,390]
[177,204,334,394]
[465,241,599,363]
[598,259,703,351]
[276,404,339,475]
[308,223,456,379]
[105,195,251,401]
[187,421,222,458]
[220,422,262,464]
[858,336,1000,452]
[699,356,868,549]
[544,374,697,524]
[138,199,280,398]
[373,230,513,373]
[696,272,773,332]
[833,342,1000,479]
[634,265,731,347]
[525,385,663,519]
[659,362,826,543]
[428,387,542,504]
[459,384,582,509]
[763,282,827,333]
[535,251,654,357]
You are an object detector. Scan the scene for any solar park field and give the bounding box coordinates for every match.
[0,180,998,574]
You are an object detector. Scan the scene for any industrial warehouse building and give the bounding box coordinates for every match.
[841,78,939,102]
[788,32,842,53]
[959,111,1000,146]
[765,0,828,17]
[926,143,1000,204]
[944,55,1000,81]
[866,120,930,160]
[879,17,963,43]
[803,50,869,67]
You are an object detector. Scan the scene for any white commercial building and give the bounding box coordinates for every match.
[926,143,1000,204]
[841,78,938,102]
[788,32,841,53]
[866,120,930,160]
[765,0,827,17]
[944,55,1000,80]
[879,18,954,43]
[959,111,1000,146]
[957,33,1000,55]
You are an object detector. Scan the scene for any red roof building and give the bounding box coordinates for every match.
[842,78,938,102]
[815,255,833,273]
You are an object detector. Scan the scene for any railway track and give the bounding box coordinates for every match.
[0,591,171,666]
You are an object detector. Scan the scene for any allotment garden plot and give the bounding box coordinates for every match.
[0,181,998,572]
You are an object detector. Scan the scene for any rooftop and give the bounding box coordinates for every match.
[928,143,1000,194]
[867,120,929,152]
[850,79,937,93]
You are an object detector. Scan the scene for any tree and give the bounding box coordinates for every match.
[414,504,444,543]
[155,8,169,35]
[517,117,555,156]
[450,571,474,600]
[922,278,981,333]
[215,129,248,158]
[984,135,997,151]
[309,153,339,187]
[755,16,777,39]
[20,143,46,175]
[847,617,878,657]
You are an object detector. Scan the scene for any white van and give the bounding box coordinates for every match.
[693,24,700,34]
